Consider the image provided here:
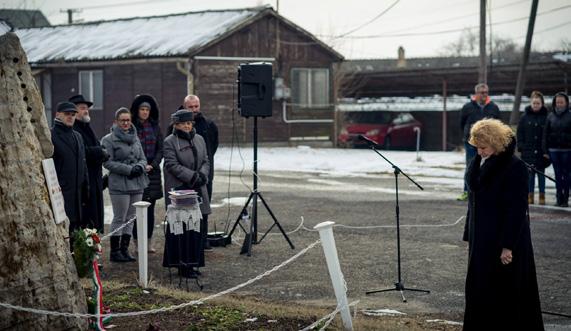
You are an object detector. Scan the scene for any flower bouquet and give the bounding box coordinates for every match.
[72,228,102,278]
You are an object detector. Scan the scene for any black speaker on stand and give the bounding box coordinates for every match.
[228,63,295,256]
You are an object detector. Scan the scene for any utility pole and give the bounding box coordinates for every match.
[60,9,80,24]
[479,0,487,83]
[510,0,539,125]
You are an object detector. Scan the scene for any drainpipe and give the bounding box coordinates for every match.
[176,60,193,95]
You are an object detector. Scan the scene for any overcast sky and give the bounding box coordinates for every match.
[3,0,570,59]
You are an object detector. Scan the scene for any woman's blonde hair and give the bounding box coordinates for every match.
[468,118,514,153]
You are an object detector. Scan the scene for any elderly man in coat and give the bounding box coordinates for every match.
[70,94,109,233]
[51,101,89,248]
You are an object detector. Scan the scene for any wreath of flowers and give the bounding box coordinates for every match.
[72,228,102,278]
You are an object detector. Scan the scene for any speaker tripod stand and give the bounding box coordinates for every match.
[362,138,430,302]
[228,117,295,256]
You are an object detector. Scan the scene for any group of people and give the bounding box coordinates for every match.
[459,84,571,208]
[51,94,218,270]
[459,83,570,330]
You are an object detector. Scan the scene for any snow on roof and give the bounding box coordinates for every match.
[0,20,11,36]
[337,95,531,112]
[15,7,265,63]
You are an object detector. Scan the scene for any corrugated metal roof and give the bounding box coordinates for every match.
[15,7,267,63]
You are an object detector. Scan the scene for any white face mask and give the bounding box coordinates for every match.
[555,107,566,115]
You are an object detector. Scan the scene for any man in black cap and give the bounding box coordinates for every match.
[51,101,89,247]
[69,94,109,233]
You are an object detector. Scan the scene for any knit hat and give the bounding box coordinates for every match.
[139,102,151,109]
[171,109,194,123]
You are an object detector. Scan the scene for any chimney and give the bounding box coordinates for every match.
[397,46,406,68]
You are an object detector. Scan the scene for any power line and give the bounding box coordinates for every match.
[334,0,400,38]
[331,4,571,40]
[379,0,528,36]
[66,0,181,11]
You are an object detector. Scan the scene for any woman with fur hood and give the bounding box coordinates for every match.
[130,94,164,252]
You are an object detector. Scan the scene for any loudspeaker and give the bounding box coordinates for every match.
[238,63,272,118]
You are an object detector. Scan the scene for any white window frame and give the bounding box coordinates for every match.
[291,68,330,108]
[78,70,103,109]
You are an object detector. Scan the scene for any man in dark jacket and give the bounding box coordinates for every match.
[70,94,109,233]
[458,83,501,201]
[183,94,218,249]
[51,101,89,246]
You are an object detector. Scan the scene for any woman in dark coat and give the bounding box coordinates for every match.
[163,109,211,277]
[517,91,549,205]
[130,94,164,253]
[463,118,543,331]
[542,92,571,207]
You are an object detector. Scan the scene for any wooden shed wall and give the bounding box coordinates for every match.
[46,63,187,138]
[194,15,339,144]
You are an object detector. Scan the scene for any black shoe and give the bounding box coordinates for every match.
[120,250,136,262]
[110,250,129,262]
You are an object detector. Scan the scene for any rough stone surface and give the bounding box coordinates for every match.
[0,32,87,330]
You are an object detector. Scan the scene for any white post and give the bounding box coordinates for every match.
[314,221,353,331]
[414,126,422,162]
[134,201,151,288]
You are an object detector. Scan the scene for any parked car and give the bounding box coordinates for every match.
[338,112,422,149]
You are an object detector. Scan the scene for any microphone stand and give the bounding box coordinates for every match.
[522,160,556,184]
[362,138,430,302]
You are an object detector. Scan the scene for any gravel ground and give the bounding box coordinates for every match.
[100,170,571,330]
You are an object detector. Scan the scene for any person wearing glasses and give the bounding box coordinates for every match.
[101,108,149,263]
[458,83,501,201]
[51,101,89,249]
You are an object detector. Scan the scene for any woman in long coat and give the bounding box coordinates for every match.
[163,109,211,276]
[130,94,163,253]
[517,91,549,205]
[463,119,543,331]
[542,92,571,207]
[101,108,149,263]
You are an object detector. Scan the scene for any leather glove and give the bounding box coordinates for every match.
[128,165,144,179]
[195,172,207,187]
[101,148,110,162]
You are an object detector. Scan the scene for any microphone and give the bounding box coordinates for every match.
[358,134,380,147]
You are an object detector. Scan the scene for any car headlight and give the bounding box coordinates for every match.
[365,129,379,136]
[340,128,348,135]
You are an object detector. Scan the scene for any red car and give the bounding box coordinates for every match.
[338,112,422,149]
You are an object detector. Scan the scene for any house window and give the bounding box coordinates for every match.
[79,70,103,109]
[291,68,329,108]
[35,72,52,126]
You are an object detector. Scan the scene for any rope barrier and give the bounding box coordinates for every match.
[0,239,321,319]
[99,216,137,241]
[299,300,360,331]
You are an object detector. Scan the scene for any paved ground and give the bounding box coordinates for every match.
[101,169,571,329]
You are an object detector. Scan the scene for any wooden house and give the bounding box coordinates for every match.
[15,6,343,143]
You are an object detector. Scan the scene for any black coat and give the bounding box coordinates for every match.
[193,113,218,199]
[516,106,548,168]
[130,94,164,201]
[462,140,543,330]
[51,120,89,230]
[73,120,107,232]
[542,94,571,151]
[460,99,501,142]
